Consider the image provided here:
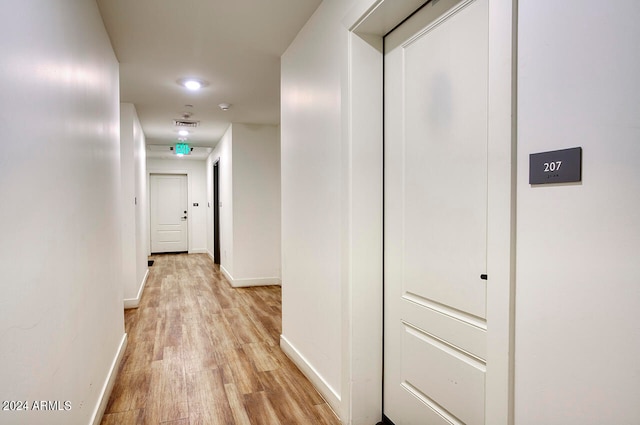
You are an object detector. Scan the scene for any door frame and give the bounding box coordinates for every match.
[342,0,517,424]
[147,170,192,255]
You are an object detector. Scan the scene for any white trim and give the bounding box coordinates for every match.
[341,25,385,425]
[230,277,281,287]
[485,1,517,423]
[220,265,233,283]
[90,333,127,425]
[124,268,149,309]
[342,2,424,423]
[344,0,426,33]
[280,334,341,415]
[188,249,208,254]
[220,265,281,287]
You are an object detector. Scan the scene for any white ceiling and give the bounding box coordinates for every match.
[97,0,321,156]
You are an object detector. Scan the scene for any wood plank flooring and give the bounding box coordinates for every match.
[101,254,340,425]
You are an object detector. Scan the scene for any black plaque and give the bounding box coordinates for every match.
[529,147,582,185]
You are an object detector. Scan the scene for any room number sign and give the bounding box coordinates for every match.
[529,147,582,184]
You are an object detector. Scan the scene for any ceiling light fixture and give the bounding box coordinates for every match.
[178,130,189,137]
[218,103,231,111]
[184,80,201,90]
[177,78,208,91]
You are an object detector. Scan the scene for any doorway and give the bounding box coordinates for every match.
[149,173,188,253]
[340,0,516,423]
[213,160,221,264]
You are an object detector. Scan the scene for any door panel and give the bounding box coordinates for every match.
[384,0,489,423]
[401,0,488,319]
[150,174,188,253]
[401,324,486,425]
[401,295,486,360]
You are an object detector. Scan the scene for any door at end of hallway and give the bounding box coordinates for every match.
[150,173,188,253]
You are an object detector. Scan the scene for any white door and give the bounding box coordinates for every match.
[150,174,188,253]
[384,0,489,424]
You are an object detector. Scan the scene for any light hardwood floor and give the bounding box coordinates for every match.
[101,253,340,425]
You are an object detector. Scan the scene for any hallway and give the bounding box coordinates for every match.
[101,254,339,425]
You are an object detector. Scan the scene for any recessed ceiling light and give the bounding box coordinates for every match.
[177,78,208,91]
[184,80,201,90]
[178,130,189,137]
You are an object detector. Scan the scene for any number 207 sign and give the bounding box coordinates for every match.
[529,147,582,185]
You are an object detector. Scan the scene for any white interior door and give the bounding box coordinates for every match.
[150,174,188,253]
[384,0,489,423]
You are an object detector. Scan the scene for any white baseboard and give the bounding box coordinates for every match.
[220,265,281,287]
[280,334,342,418]
[123,268,149,309]
[207,250,215,263]
[220,265,233,284]
[188,248,208,254]
[90,333,127,425]
[230,276,282,287]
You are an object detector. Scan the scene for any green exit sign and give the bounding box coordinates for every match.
[175,143,190,155]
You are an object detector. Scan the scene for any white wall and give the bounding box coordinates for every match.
[133,108,149,295]
[206,124,281,286]
[121,103,149,307]
[0,2,125,424]
[147,158,208,254]
[232,124,281,282]
[121,105,136,304]
[515,2,640,424]
[280,0,355,415]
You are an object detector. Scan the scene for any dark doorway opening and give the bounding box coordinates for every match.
[213,160,221,265]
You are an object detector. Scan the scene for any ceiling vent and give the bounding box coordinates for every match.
[173,119,199,128]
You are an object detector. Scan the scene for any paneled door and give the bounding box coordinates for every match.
[384,0,489,423]
[150,174,188,253]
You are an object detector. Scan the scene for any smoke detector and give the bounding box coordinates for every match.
[218,103,231,111]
